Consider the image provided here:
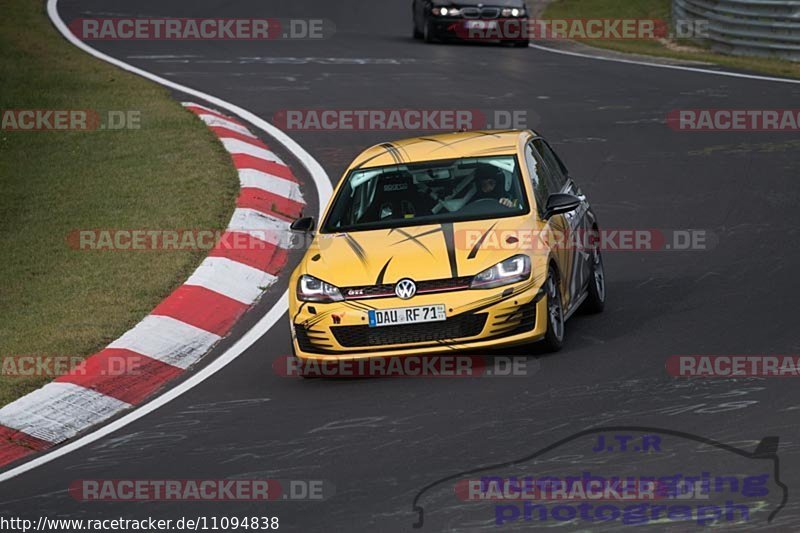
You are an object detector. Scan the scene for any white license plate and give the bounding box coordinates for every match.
[464,20,497,30]
[368,305,446,328]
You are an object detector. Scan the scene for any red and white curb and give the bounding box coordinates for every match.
[0,103,305,466]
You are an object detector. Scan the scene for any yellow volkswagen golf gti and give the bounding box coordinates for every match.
[287,130,605,361]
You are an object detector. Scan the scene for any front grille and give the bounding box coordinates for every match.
[461,7,501,19]
[342,276,473,300]
[331,313,487,348]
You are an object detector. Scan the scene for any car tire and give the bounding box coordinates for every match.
[542,267,565,352]
[583,245,606,314]
[413,21,423,39]
[423,20,438,43]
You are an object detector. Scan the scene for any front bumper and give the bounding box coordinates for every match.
[291,278,547,361]
[428,16,530,42]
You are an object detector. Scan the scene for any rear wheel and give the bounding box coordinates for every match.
[583,246,606,314]
[542,267,565,352]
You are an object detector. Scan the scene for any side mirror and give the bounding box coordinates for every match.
[543,193,581,220]
[290,216,316,233]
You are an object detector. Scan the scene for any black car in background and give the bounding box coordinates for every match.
[412,0,530,47]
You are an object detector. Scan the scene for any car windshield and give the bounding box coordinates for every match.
[321,156,529,233]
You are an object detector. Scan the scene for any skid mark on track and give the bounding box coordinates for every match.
[690,140,800,156]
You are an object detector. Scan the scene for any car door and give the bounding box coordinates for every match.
[533,139,594,310]
[523,141,571,307]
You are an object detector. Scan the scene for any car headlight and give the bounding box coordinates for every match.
[297,274,344,302]
[470,255,531,289]
[501,7,525,17]
[433,7,461,16]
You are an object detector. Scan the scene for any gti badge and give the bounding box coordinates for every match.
[394,279,417,300]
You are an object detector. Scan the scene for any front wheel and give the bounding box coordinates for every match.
[541,267,565,352]
[413,19,423,39]
[583,246,606,314]
[423,19,438,43]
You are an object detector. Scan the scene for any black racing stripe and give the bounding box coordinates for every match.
[292,302,307,323]
[306,310,335,327]
[344,300,376,311]
[467,222,497,260]
[430,131,516,153]
[441,223,458,278]
[353,147,392,170]
[418,137,449,146]
[392,228,440,256]
[343,233,368,266]
[450,277,539,316]
[379,143,402,164]
[394,142,412,162]
[376,258,393,285]
[387,142,406,163]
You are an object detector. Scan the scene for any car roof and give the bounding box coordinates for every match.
[349,130,535,170]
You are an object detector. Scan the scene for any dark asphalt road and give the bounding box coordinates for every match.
[2,0,800,531]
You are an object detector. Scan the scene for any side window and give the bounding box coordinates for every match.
[533,139,568,192]
[524,142,551,217]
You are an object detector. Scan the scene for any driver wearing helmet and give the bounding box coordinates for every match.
[473,164,514,207]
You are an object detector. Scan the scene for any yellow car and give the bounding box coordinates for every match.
[288,130,605,361]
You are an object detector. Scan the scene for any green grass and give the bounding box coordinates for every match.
[541,0,800,79]
[0,0,238,406]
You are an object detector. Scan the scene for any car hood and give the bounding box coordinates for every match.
[302,218,531,288]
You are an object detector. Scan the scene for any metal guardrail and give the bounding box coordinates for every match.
[673,0,800,61]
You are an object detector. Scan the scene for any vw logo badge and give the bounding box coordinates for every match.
[394,279,417,300]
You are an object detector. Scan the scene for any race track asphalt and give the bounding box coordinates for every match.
[2,0,799,530]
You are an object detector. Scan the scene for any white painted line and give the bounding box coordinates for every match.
[529,43,800,85]
[185,257,278,304]
[0,383,130,444]
[107,315,221,370]
[239,168,304,202]
[0,0,332,483]
[227,207,294,248]
[181,101,229,115]
[220,137,285,164]
[195,114,257,138]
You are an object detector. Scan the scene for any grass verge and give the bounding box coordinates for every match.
[541,0,800,79]
[0,0,238,406]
